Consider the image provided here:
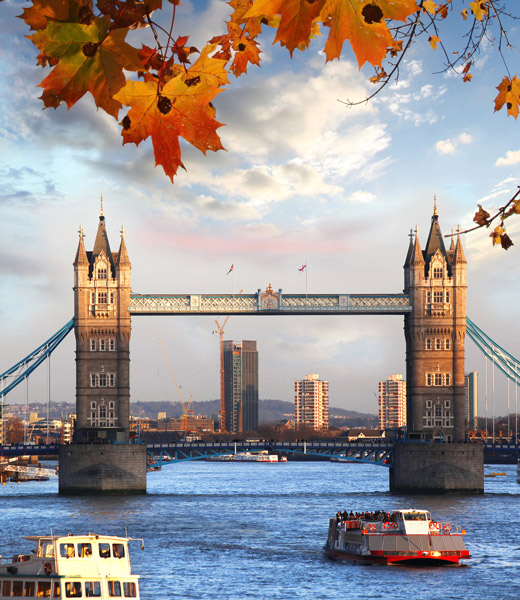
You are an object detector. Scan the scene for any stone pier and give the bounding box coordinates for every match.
[59,444,147,495]
[389,442,484,494]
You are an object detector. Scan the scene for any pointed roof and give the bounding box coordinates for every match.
[452,233,467,264]
[411,231,425,265]
[87,206,116,277]
[403,229,414,268]
[423,212,447,262]
[73,226,89,267]
[116,226,130,267]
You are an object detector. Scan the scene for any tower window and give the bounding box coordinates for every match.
[435,339,442,350]
[445,338,451,350]
[425,338,432,350]
[433,291,443,303]
[109,339,116,351]
[433,267,443,279]
[97,267,107,280]
[446,290,451,303]
[89,339,97,351]
[434,373,443,386]
[97,292,107,304]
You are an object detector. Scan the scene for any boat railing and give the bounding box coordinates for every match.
[428,521,466,535]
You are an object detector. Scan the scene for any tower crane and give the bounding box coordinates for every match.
[213,316,230,433]
[158,338,193,437]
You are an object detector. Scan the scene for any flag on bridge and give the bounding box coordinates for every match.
[227,264,234,275]
[298,264,307,272]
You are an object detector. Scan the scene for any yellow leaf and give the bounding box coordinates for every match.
[461,8,468,20]
[429,35,440,50]
[469,1,488,21]
[494,75,520,119]
[423,1,437,15]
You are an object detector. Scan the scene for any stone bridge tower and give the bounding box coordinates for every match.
[403,204,467,442]
[73,205,132,442]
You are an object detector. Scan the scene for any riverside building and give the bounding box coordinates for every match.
[294,374,329,431]
[378,374,407,430]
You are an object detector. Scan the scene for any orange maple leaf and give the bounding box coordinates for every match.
[30,16,142,116]
[114,44,228,181]
[494,75,520,119]
[320,0,418,67]
[18,0,70,31]
[469,0,488,21]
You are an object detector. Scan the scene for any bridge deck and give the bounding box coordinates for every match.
[129,292,412,315]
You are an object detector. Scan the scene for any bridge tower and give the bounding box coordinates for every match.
[73,205,131,443]
[392,203,483,493]
[403,203,466,442]
[59,204,146,495]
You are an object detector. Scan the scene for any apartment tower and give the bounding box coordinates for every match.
[378,374,407,430]
[223,340,258,433]
[294,374,329,431]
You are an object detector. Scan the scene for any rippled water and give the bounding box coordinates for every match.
[1,460,519,599]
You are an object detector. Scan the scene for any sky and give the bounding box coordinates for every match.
[1,1,520,420]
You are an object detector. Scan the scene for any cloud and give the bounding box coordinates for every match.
[434,132,473,155]
[346,191,377,204]
[495,150,520,167]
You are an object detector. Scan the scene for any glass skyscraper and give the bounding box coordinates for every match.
[223,340,258,433]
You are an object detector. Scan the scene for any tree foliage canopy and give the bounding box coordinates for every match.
[8,0,520,246]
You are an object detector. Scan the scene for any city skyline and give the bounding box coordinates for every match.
[1,2,520,419]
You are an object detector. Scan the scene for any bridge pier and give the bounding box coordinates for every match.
[58,444,147,495]
[389,442,484,494]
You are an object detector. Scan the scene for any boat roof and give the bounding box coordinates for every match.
[23,534,131,542]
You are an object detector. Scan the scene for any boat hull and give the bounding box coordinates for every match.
[324,547,469,566]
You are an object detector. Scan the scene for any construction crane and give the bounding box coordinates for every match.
[158,338,193,437]
[213,316,230,433]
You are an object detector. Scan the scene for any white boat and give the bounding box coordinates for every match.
[0,534,141,599]
[207,451,287,462]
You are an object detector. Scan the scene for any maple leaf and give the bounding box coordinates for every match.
[30,16,142,116]
[96,0,163,29]
[19,0,70,31]
[490,225,504,246]
[473,204,490,227]
[469,0,488,21]
[422,1,437,16]
[114,44,228,181]
[429,35,440,50]
[500,232,514,250]
[319,0,419,67]
[494,75,520,119]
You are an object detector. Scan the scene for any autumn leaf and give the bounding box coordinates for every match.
[30,16,142,116]
[320,0,418,67]
[422,1,437,16]
[429,34,440,50]
[494,75,520,119]
[469,0,488,21]
[96,0,163,29]
[114,44,228,181]
[500,232,514,250]
[473,204,490,227]
[18,0,70,31]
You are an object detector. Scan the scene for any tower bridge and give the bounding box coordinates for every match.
[1,202,488,494]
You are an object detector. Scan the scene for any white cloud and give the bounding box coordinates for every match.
[495,150,520,167]
[434,132,473,155]
[346,191,377,204]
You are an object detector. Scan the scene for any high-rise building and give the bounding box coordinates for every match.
[464,372,478,430]
[223,340,258,433]
[378,374,407,430]
[294,374,329,431]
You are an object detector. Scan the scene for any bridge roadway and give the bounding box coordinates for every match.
[1,440,518,466]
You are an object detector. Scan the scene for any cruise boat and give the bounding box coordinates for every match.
[0,534,142,599]
[325,509,470,565]
[207,451,287,462]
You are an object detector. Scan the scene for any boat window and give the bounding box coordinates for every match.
[12,581,23,597]
[108,581,121,597]
[123,582,137,598]
[112,544,125,559]
[40,542,54,558]
[84,582,101,597]
[60,544,75,558]
[403,512,427,521]
[79,544,92,558]
[37,582,51,598]
[2,581,11,596]
[98,544,111,558]
[24,581,35,597]
[53,582,61,598]
[65,582,82,598]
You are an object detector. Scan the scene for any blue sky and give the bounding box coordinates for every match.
[1,0,520,419]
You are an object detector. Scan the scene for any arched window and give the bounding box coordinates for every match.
[97,267,107,280]
[433,266,443,279]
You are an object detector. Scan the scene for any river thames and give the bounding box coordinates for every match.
[1,460,519,599]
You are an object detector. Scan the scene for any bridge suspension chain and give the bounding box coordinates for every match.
[0,319,74,399]
[466,318,520,386]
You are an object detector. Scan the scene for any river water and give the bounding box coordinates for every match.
[1,460,519,600]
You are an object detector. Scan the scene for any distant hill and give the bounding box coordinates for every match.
[131,398,377,427]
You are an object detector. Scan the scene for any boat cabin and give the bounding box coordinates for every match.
[393,509,432,535]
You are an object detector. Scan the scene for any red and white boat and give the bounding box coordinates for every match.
[325,509,470,565]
